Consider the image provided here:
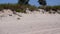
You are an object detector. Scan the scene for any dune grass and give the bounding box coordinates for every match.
[0,4,38,13]
[0,4,60,14]
[38,5,60,11]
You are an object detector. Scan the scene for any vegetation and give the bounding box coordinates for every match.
[0,0,60,14]
[38,0,47,6]
[38,5,60,14]
[18,0,29,5]
[0,4,38,13]
[38,5,60,10]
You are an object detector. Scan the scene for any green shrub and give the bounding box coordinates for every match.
[0,4,60,14]
[52,5,60,10]
[16,9,26,13]
[28,5,38,11]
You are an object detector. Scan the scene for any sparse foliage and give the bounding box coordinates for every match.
[38,0,47,6]
[18,0,29,5]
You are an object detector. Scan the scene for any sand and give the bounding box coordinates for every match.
[0,10,60,34]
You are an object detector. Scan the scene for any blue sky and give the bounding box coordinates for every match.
[0,0,60,6]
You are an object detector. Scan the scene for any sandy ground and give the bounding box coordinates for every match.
[0,12,60,34]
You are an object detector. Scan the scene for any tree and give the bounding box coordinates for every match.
[25,0,29,4]
[18,0,29,5]
[38,0,47,6]
[38,0,47,9]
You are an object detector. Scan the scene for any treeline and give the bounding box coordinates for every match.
[18,0,47,6]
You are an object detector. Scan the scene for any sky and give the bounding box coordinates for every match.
[0,0,60,7]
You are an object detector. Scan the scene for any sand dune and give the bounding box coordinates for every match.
[0,9,60,34]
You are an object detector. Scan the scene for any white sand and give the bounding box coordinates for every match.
[0,10,60,34]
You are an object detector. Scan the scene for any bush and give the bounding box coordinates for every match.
[28,5,38,11]
[1,4,59,14]
[16,9,26,13]
[52,6,60,10]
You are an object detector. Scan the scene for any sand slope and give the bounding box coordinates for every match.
[0,13,60,34]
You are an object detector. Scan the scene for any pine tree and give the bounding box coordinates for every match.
[38,0,47,9]
[38,0,47,6]
[25,0,29,4]
[18,0,29,5]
